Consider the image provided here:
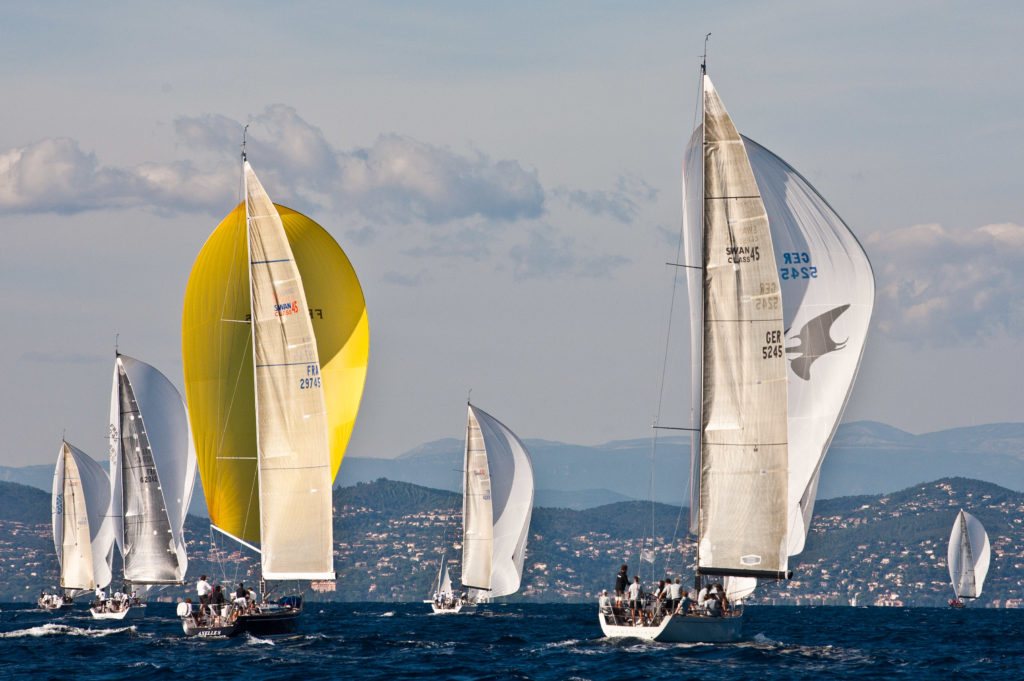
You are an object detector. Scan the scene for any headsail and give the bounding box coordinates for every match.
[948,509,991,599]
[744,138,875,556]
[108,354,196,585]
[182,163,369,577]
[461,404,534,597]
[685,74,789,578]
[52,442,114,592]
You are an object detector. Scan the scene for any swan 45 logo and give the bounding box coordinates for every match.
[273,298,299,317]
[785,304,851,381]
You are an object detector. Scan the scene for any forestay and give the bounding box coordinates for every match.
[108,354,196,584]
[744,138,875,556]
[52,442,114,592]
[687,74,789,577]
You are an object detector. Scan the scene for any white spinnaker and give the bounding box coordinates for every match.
[461,407,494,591]
[108,354,196,584]
[52,442,114,591]
[246,161,334,580]
[948,509,991,599]
[471,405,534,598]
[744,137,875,557]
[693,74,789,575]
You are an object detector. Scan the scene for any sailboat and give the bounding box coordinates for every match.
[948,509,990,607]
[600,59,873,643]
[180,150,368,637]
[40,441,115,611]
[427,403,535,613]
[91,352,197,620]
[425,560,463,613]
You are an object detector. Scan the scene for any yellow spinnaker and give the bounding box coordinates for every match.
[182,203,369,543]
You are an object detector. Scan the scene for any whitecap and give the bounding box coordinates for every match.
[244,632,275,646]
[0,622,136,639]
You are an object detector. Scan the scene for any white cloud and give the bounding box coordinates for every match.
[866,222,1024,344]
[0,107,545,227]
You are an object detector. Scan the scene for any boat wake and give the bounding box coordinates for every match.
[0,622,136,639]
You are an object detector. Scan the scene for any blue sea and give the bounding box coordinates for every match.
[1,602,1020,680]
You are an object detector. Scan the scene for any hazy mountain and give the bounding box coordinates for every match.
[5,421,1024,514]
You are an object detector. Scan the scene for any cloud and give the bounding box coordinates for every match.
[866,222,1024,344]
[509,226,629,280]
[0,106,545,226]
[554,174,658,224]
[337,134,544,224]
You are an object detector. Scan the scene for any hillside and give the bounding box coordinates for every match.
[3,476,1023,606]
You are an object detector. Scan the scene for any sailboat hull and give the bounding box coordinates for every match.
[425,599,477,614]
[90,603,146,620]
[599,611,743,643]
[182,605,302,638]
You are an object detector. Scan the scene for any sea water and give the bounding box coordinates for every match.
[1,602,1020,680]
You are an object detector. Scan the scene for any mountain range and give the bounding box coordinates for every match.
[3,420,1023,515]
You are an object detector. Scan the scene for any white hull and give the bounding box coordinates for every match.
[599,610,743,643]
[425,599,478,614]
[90,603,145,620]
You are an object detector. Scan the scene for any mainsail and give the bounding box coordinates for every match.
[460,404,534,598]
[108,353,197,585]
[52,441,114,592]
[948,509,991,600]
[684,74,790,578]
[182,160,369,580]
[744,138,875,556]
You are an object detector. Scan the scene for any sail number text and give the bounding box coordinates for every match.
[762,330,784,359]
[779,251,818,280]
[299,363,321,390]
[754,282,780,311]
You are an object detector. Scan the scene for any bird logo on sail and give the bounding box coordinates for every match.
[785,304,850,381]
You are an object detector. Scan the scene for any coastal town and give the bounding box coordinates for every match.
[2,476,1022,608]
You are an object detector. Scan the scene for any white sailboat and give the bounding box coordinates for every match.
[91,352,197,620]
[948,509,990,607]
[425,560,464,613]
[601,58,873,643]
[181,148,368,637]
[428,403,534,613]
[41,441,115,611]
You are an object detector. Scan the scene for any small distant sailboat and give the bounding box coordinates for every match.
[41,441,114,611]
[425,560,464,613]
[600,53,873,643]
[948,509,990,608]
[91,352,197,620]
[180,147,368,637]
[427,403,534,613]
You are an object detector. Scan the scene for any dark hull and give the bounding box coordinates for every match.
[183,607,301,638]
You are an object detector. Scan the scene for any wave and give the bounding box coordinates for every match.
[0,622,136,639]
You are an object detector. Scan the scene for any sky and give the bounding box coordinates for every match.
[2,1,1023,468]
